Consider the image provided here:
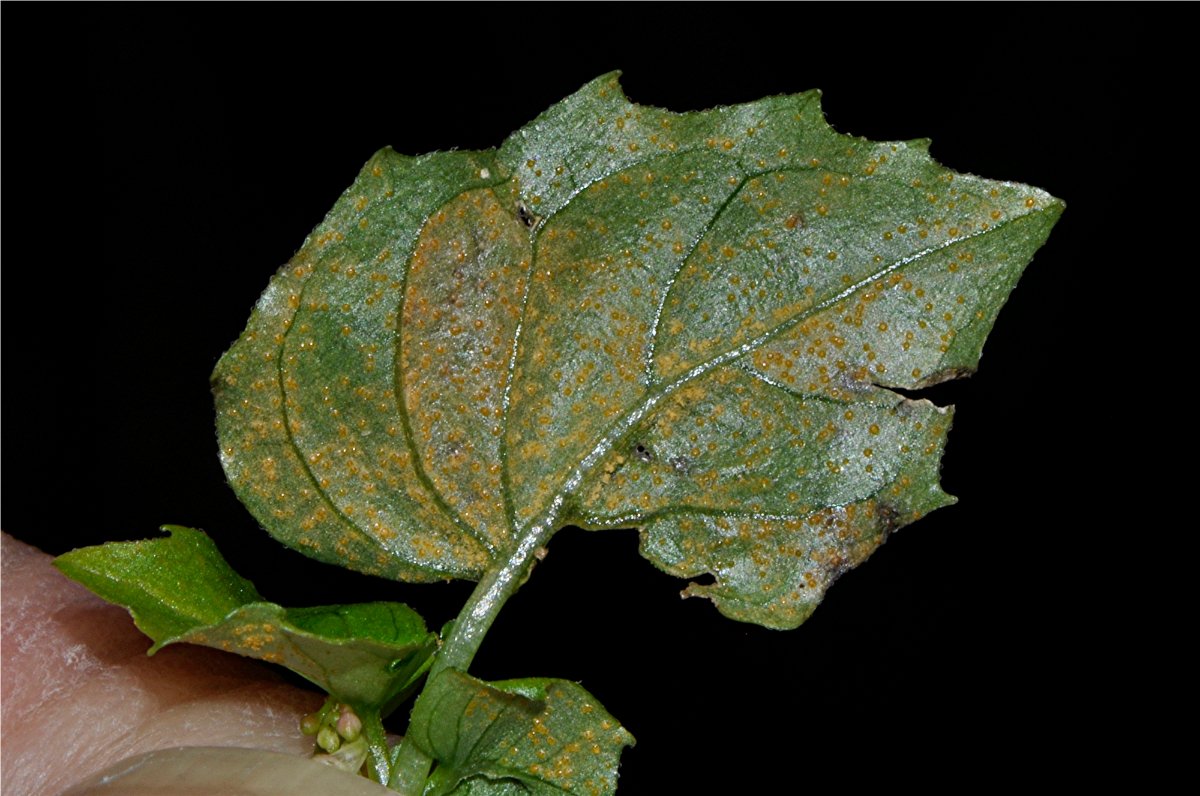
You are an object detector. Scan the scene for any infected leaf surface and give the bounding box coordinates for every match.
[214,72,1061,628]
[215,153,506,582]
[179,602,436,710]
[409,669,633,796]
[54,527,437,708]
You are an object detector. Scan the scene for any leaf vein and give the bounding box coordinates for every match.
[553,208,1040,524]
[391,195,503,559]
[274,279,378,561]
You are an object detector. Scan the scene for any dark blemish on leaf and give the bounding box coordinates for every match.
[633,443,653,462]
[876,501,900,539]
[517,204,534,227]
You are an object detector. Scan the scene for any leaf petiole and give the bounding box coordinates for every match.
[390,513,561,792]
[357,708,391,785]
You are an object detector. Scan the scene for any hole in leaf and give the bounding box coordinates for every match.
[633,443,653,462]
[884,368,973,406]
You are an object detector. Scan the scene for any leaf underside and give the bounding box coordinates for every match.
[409,669,633,796]
[214,72,1061,629]
[54,527,437,708]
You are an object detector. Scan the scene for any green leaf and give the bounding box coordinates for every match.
[408,669,633,796]
[214,72,1062,627]
[54,527,437,709]
[180,602,436,710]
[54,525,263,647]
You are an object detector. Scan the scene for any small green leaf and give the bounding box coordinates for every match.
[54,527,437,709]
[428,782,529,796]
[177,601,436,709]
[409,669,633,796]
[54,525,263,646]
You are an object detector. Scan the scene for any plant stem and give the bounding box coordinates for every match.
[388,511,560,793]
[360,709,391,785]
[388,741,432,795]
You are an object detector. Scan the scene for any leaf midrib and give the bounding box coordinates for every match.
[494,154,822,544]
[274,148,1044,584]
[533,210,1040,542]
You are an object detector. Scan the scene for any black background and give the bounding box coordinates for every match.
[4,7,1152,791]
